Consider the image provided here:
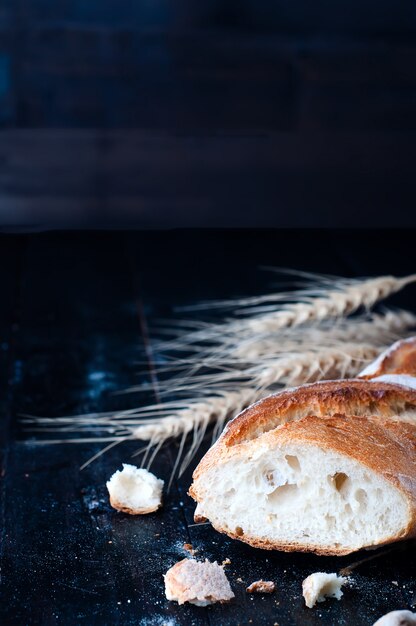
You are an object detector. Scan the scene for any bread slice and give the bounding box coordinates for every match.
[189,380,416,555]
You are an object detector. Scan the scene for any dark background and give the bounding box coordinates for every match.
[1,1,416,228]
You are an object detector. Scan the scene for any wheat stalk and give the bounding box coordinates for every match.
[23,272,416,481]
[136,309,415,391]
[26,343,380,480]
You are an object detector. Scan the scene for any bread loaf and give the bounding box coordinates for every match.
[189,339,416,555]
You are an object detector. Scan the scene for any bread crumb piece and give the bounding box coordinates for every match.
[302,572,347,608]
[372,610,416,626]
[222,558,231,567]
[164,558,234,606]
[246,580,276,594]
[183,543,198,556]
[106,464,164,515]
[236,577,243,583]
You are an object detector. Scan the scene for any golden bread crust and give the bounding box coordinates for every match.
[221,379,416,448]
[360,337,416,378]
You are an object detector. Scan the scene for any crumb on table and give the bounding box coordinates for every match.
[246,580,276,594]
[183,542,198,556]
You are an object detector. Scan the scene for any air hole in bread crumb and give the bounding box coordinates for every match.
[354,488,368,508]
[285,455,301,472]
[324,514,336,530]
[267,483,298,505]
[332,472,349,492]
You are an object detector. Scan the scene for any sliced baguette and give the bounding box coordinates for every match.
[190,413,415,555]
[189,339,416,555]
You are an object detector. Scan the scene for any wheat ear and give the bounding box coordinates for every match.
[232,310,416,360]
[242,275,416,334]
[135,309,415,390]
[156,274,416,351]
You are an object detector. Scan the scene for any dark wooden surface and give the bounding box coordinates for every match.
[0,230,415,625]
[2,130,416,230]
[2,2,416,227]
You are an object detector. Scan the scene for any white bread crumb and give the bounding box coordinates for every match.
[106,464,164,514]
[164,558,234,606]
[302,572,347,608]
[373,610,416,625]
[246,580,276,594]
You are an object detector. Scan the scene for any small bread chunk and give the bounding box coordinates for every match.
[164,558,234,606]
[106,464,164,514]
[302,572,347,608]
[246,580,276,594]
[373,610,416,626]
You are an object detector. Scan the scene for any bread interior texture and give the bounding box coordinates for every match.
[195,444,408,552]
